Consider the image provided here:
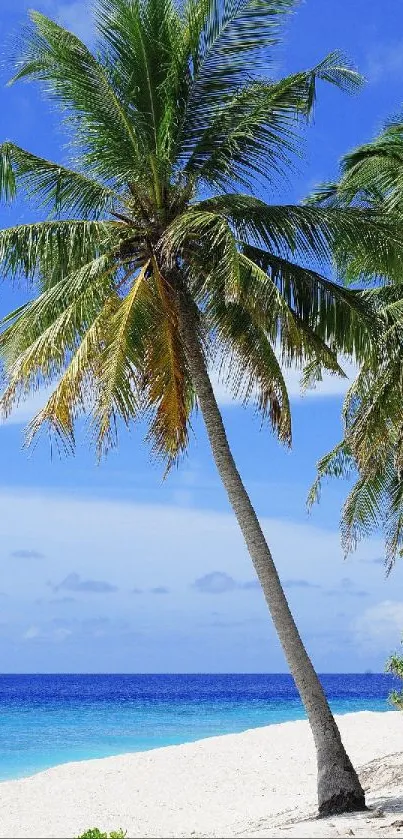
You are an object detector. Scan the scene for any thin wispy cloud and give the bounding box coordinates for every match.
[361,557,385,567]
[354,600,403,648]
[192,572,260,594]
[283,578,321,590]
[0,388,53,427]
[22,614,132,644]
[52,572,118,594]
[23,623,73,642]
[48,597,76,605]
[10,549,45,559]
[325,577,369,598]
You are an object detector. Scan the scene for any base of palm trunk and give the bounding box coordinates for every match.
[318,762,366,817]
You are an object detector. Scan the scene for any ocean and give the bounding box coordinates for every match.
[0,673,398,781]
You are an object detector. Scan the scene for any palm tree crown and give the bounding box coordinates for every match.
[307,118,403,573]
[0,0,395,463]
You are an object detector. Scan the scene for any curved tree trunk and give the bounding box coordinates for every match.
[177,292,366,817]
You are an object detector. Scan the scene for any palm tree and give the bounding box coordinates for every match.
[307,119,403,573]
[1,0,400,814]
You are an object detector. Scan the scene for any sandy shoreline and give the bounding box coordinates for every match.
[1,711,403,838]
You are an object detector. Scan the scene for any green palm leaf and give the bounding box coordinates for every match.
[0,142,119,217]
[181,54,363,187]
[11,11,147,182]
[0,219,121,284]
[209,291,292,441]
[96,0,185,172]
[240,244,372,360]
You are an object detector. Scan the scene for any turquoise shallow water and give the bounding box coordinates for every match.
[0,673,397,781]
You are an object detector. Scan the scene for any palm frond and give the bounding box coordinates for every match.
[181,76,304,188]
[93,261,151,452]
[26,295,120,448]
[181,54,363,187]
[0,219,122,284]
[145,260,194,463]
[342,359,402,473]
[0,255,118,421]
[209,291,292,441]
[184,0,295,96]
[10,11,147,182]
[0,142,119,217]
[240,243,374,361]
[385,475,403,573]
[239,253,348,376]
[205,249,346,433]
[307,121,403,211]
[163,209,241,301]
[199,194,403,287]
[96,0,186,172]
[0,255,116,366]
[198,195,399,263]
[340,469,388,556]
[309,355,403,571]
[307,440,355,508]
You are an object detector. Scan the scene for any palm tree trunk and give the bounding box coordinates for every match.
[177,292,366,817]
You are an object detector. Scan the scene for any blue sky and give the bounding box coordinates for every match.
[0,0,403,674]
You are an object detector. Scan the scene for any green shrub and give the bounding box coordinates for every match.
[386,649,403,709]
[76,829,126,839]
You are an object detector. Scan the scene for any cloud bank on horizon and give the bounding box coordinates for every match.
[0,488,397,673]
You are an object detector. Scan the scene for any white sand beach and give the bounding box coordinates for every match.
[1,711,403,838]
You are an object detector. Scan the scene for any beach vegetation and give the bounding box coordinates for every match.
[1,0,401,816]
[387,647,403,710]
[307,119,403,573]
[76,828,126,839]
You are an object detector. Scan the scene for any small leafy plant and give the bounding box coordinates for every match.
[386,648,403,709]
[76,829,126,839]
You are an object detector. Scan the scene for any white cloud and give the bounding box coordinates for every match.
[22,625,42,640]
[53,627,73,641]
[211,356,358,405]
[0,485,396,670]
[354,600,403,649]
[22,622,73,642]
[1,355,358,429]
[284,357,358,398]
[0,389,52,427]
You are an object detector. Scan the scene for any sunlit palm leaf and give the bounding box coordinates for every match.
[26,295,121,447]
[0,220,121,283]
[94,261,151,452]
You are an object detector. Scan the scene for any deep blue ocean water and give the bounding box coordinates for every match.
[0,673,398,781]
